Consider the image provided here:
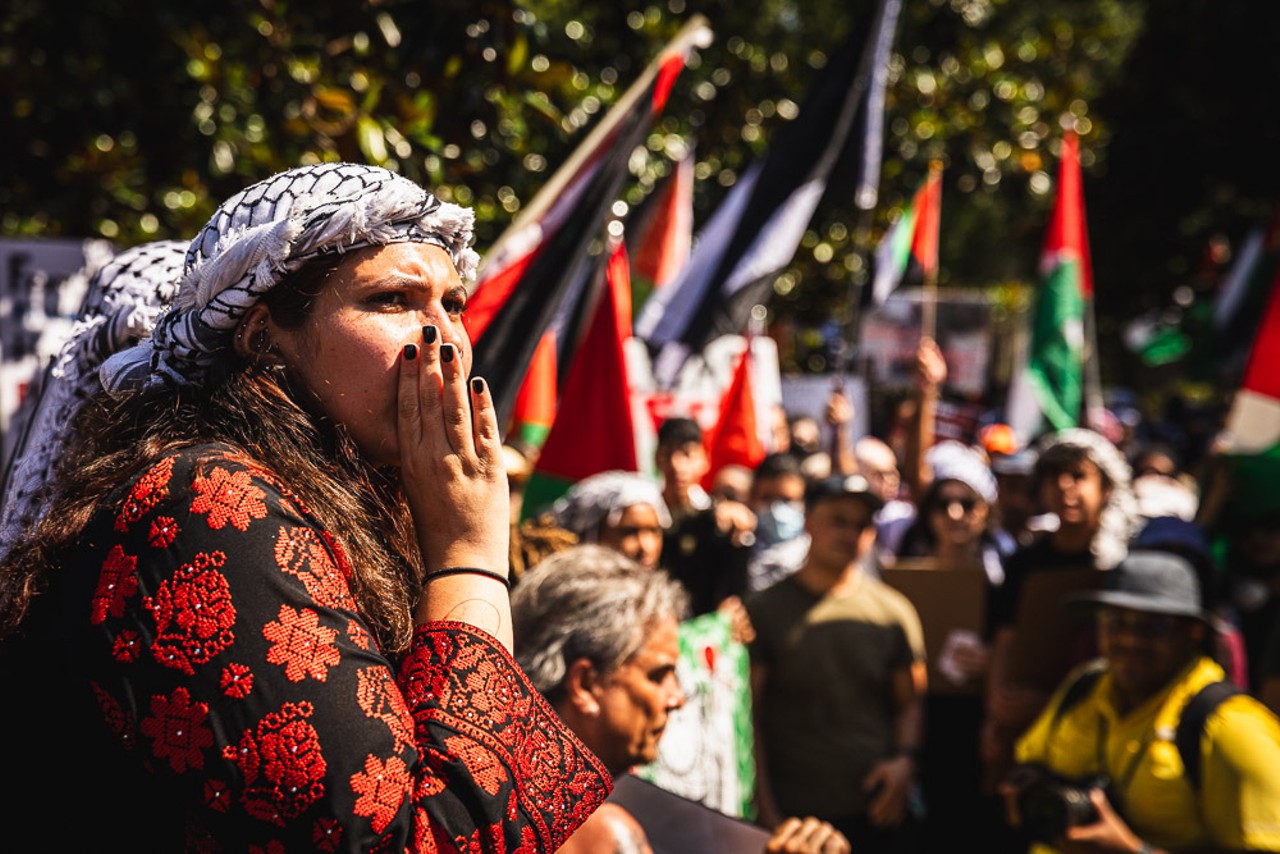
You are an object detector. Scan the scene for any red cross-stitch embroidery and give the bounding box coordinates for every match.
[223,701,326,826]
[140,686,215,773]
[273,527,355,611]
[115,455,175,532]
[220,662,254,698]
[445,737,508,797]
[91,544,138,625]
[112,629,142,663]
[263,605,341,682]
[350,754,412,834]
[145,550,236,676]
[92,680,136,750]
[191,465,268,531]
[356,666,414,753]
[312,816,343,853]
[149,515,179,549]
[347,618,373,650]
[205,778,232,813]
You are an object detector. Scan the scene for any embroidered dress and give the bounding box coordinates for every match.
[4,444,609,851]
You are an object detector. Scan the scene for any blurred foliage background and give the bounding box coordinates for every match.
[3,0,1279,395]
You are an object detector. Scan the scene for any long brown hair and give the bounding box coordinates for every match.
[0,256,424,654]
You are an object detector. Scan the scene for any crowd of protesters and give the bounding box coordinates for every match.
[505,334,1280,853]
[1,156,1276,851]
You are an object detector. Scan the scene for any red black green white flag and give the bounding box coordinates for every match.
[465,17,711,430]
[521,242,641,519]
[869,162,942,306]
[1007,130,1093,442]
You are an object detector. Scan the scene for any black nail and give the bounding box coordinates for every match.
[471,377,484,394]
[403,343,418,360]
[422,325,438,344]
[441,344,454,363]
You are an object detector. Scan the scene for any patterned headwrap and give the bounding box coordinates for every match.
[550,471,672,543]
[1036,427,1140,570]
[926,440,997,505]
[100,162,478,395]
[0,240,188,559]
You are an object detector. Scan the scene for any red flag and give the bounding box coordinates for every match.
[700,342,766,491]
[521,242,640,517]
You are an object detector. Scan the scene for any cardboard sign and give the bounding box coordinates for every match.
[608,774,771,854]
[1005,567,1104,691]
[881,559,988,696]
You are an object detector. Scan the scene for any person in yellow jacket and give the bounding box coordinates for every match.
[1003,550,1280,853]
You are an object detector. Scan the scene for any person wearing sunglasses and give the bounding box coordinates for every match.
[1002,550,1280,853]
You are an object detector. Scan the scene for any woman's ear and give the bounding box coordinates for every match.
[564,658,603,719]
[232,304,274,361]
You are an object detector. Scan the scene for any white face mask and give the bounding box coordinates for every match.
[757,499,806,548]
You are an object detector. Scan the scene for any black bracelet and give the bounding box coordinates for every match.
[425,566,512,590]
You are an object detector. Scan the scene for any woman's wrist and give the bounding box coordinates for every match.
[424,566,511,590]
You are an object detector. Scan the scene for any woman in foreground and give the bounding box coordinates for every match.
[0,163,609,851]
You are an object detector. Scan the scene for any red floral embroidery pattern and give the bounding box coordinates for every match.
[205,779,232,813]
[91,544,139,625]
[350,754,412,834]
[415,750,449,799]
[223,701,327,826]
[220,662,254,698]
[91,680,136,750]
[356,666,415,754]
[115,455,175,532]
[149,515,179,549]
[145,550,236,675]
[140,686,215,773]
[347,618,372,650]
[312,817,343,853]
[402,625,611,852]
[445,737,508,797]
[273,527,356,611]
[263,605,341,682]
[112,629,142,663]
[191,465,268,531]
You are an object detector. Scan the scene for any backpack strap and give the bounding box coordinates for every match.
[1050,661,1107,728]
[1175,680,1239,791]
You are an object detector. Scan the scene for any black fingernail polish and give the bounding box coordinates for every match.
[471,377,484,394]
[403,343,418,360]
[423,325,438,344]
[441,344,454,363]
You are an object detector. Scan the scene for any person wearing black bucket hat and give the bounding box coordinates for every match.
[1001,551,1280,853]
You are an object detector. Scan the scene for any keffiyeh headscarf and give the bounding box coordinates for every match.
[550,471,671,542]
[1036,427,1140,570]
[0,240,188,559]
[100,162,479,395]
[926,440,997,505]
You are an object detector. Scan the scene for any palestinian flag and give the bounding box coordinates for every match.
[1220,265,1280,519]
[521,242,640,519]
[636,0,904,387]
[628,148,695,316]
[466,16,712,429]
[1006,130,1092,442]
[507,331,558,450]
[700,339,767,491]
[869,161,942,306]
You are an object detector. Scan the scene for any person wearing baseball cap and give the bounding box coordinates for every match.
[1004,551,1280,853]
[745,472,926,852]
